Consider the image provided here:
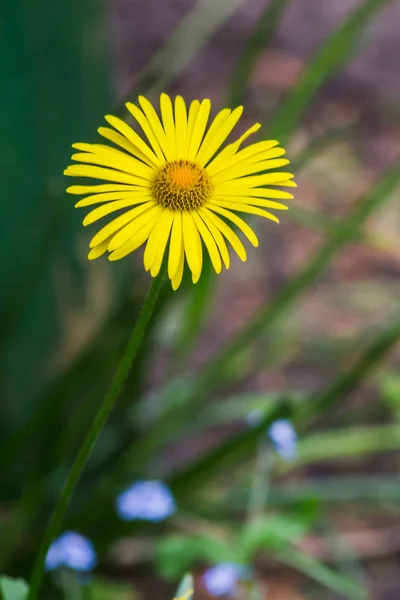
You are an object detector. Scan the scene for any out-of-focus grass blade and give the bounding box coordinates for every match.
[0,0,111,416]
[189,160,400,406]
[320,516,370,597]
[119,0,249,106]
[287,422,400,468]
[272,547,367,599]
[168,402,291,496]
[169,260,215,373]
[267,0,394,144]
[290,126,354,173]
[297,314,400,426]
[227,0,292,106]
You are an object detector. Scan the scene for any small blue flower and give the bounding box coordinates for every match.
[203,563,249,596]
[268,419,297,461]
[45,532,96,572]
[116,480,176,522]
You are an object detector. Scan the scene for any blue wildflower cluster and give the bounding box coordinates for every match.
[246,410,298,461]
[45,532,96,572]
[116,480,176,522]
[203,563,249,596]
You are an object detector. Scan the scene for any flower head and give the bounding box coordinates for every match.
[65,94,295,289]
[268,419,297,461]
[45,532,96,572]
[116,480,176,522]
[203,563,249,596]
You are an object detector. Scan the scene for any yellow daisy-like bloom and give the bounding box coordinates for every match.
[64,94,295,290]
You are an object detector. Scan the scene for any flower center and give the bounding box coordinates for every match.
[151,160,211,211]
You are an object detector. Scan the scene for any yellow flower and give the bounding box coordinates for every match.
[64,94,295,290]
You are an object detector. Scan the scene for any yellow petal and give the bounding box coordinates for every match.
[202,207,246,262]
[223,122,261,157]
[197,105,243,166]
[198,208,230,269]
[208,204,259,246]
[211,158,290,184]
[214,187,294,200]
[192,270,201,284]
[149,211,175,277]
[89,201,155,248]
[213,197,289,211]
[185,100,200,157]
[64,164,149,187]
[67,184,137,196]
[192,211,222,274]
[88,239,111,260]
[138,95,174,161]
[105,114,161,167]
[71,151,153,182]
[97,127,152,165]
[195,108,231,164]
[206,140,279,176]
[108,204,161,251]
[182,211,202,278]
[109,216,158,261]
[160,93,176,160]
[174,96,188,160]
[214,172,295,193]
[126,101,166,164]
[143,209,173,272]
[83,197,150,226]
[168,212,183,279]
[187,99,211,161]
[75,190,149,208]
[171,245,185,290]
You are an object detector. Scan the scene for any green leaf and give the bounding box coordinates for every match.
[239,515,310,562]
[228,0,293,106]
[157,535,238,579]
[86,579,133,600]
[0,577,29,600]
[267,0,394,144]
[272,547,367,599]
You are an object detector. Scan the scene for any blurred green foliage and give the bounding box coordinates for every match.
[1,0,400,598]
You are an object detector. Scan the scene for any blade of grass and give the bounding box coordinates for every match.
[166,315,400,500]
[169,260,215,374]
[267,0,394,144]
[188,160,400,410]
[272,547,367,599]
[288,422,400,468]
[297,314,400,427]
[117,0,249,107]
[167,401,291,496]
[227,0,293,106]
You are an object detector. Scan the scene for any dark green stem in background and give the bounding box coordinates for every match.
[28,268,166,600]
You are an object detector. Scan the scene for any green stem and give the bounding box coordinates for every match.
[59,569,83,600]
[247,438,273,520]
[28,268,166,600]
